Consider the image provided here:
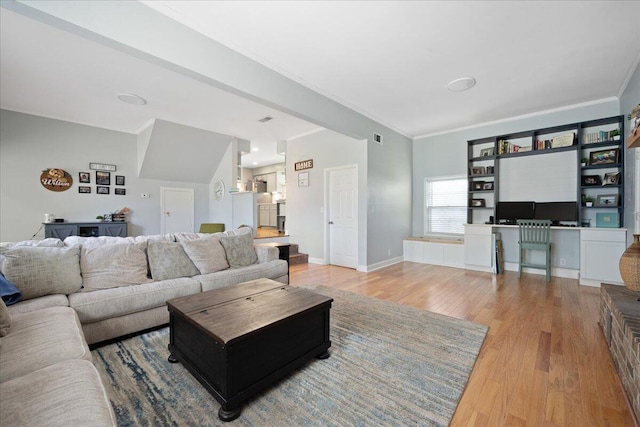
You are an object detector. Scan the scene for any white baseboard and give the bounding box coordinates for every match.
[361,256,404,272]
[308,257,326,265]
[503,262,579,279]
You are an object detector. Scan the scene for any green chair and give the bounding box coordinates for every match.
[517,219,552,282]
[199,223,225,234]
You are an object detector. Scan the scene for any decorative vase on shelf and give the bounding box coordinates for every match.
[619,234,640,291]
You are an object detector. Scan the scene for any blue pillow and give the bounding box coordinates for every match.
[0,273,21,305]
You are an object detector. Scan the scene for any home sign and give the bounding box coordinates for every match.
[294,159,313,171]
[40,168,73,192]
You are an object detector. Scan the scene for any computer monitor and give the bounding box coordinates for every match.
[496,201,535,224]
[534,201,578,224]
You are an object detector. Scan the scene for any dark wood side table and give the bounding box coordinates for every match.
[256,242,291,276]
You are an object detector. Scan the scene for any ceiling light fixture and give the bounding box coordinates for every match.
[252,147,259,152]
[447,77,476,92]
[117,93,147,105]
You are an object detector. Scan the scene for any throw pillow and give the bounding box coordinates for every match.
[80,242,151,291]
[179,234,229,274]
[147,241,200,281]
[0,273,21,305]
[219,232,258,268]
[0,298,10,337]
[0,245,82,300]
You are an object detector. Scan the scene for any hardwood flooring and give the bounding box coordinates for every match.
[289,262,637,426]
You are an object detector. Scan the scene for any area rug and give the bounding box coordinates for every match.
[92,285,488,426]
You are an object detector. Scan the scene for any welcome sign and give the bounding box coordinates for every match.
[40,168,73,192]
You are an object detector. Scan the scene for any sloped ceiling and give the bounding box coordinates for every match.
[138,119,232,183]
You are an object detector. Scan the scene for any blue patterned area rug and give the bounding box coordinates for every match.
[92,285,488,426]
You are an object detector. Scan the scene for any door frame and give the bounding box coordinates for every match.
[160,187,194,234]
[323,164,359,268]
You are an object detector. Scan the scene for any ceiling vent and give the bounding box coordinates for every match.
[373,132,383,145]
[258,116,273,123]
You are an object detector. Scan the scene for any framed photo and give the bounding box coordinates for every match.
[79,172,90,183]
[470,166,486,176]
[470,199,486,207]
[114,188,126,195]
[471,181,485,191]
[602,171,620,186]
[298,171,309,187]
[482,182,494,191]
[596,212,619,228]
[480,147,494,157]
[96,186,110,195]
[588,148,619,166]
[96,171,111,185]
[78,186,91,194]
[595,194,618,207]
[581,175,602,186]
[115,175,125,186]
[486,166,495,175]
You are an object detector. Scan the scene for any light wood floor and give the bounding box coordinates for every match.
[289,262,637,427]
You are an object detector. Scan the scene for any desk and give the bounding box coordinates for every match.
[464,224,626,286]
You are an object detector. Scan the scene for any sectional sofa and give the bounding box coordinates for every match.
[0,227,288,426]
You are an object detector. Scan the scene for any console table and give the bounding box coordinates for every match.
[44,222,127,239]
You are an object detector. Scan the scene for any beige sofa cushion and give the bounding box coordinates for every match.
[147,240,199,281]
[69,277,201,324]
[0,245,82,300]
[64,234,173,249]
[0,306,91,383]
[179,234,229,274]
[0,359,117,426]
[219,232,258,268]
[80,242,151,291]
[6,294,69,316]
[0,298,10,337]
[196,259,288,292]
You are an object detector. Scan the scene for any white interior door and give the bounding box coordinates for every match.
[328,166,357,268]
[161,187,194,234]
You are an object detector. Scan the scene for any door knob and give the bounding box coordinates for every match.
[329,221,334,224]
[165,212,170,216]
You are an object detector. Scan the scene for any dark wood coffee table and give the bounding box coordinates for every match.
[166,279,333,422]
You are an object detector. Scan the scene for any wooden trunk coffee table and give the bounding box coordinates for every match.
[166,279,333,422]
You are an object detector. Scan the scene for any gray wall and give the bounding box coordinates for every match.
[0,110,210,241]
[621,61,640,238]
[286,130,367,267]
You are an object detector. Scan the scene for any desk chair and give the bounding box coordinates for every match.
[517,219,552,282]
[199,223,225,234]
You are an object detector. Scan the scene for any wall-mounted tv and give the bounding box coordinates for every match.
[496,201,535,224]
[534,201,578,224]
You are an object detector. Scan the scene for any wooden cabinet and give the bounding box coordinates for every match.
[269,204,277,226]
[464,224,494,272]
[258,204,277,227]
[44,222,127,239]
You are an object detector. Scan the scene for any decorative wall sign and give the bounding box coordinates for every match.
[89,163,116,171]
[294,159,313,171]
[40,168,73,192]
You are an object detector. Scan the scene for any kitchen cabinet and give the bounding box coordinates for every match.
[269,204,277,226]
[258,204,278,227]
[266,173,277,193]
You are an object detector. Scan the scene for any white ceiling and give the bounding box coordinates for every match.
[2,1,640,169]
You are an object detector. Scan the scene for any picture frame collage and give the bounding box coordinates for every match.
[78,168,126,195]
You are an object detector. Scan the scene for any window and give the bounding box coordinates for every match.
[425,177,467,235]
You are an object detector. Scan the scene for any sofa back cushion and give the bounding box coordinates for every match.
[219,232,258,268]
[147,241,200,281]
[179,234,229,274]
[0,299,10,337]
[80,242,151,291]
[0,245,82,300]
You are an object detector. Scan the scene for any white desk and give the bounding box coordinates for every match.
[463,224,626,286]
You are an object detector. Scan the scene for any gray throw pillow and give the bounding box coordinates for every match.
[219,232,258,268]
[0,298,10,337]
[0,245,82,300]
[148,241,200,281]
[179,234,229,274]
[80,242,151,291]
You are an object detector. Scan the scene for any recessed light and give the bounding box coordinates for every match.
[447,77,476,92]
[117,93,147,105]
[253,162,258,166]
[252,147,259,152]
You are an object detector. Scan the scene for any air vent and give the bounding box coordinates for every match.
[258,116,273,123]
[373,132,383,145]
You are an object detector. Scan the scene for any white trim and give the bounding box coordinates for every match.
[308,257,327,265]
[360,256,404,272]
[414,97,619,140]
[503,262,579,280]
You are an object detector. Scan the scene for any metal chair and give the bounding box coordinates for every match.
[517,219,552,282]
